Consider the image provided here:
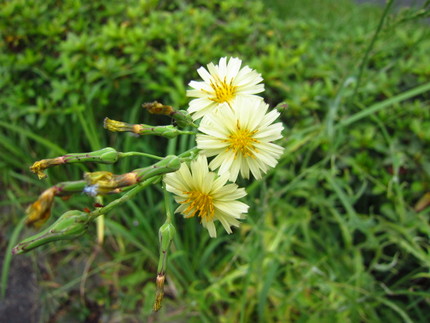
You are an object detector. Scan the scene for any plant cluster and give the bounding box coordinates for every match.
[1,0,430,321]
[12,57,284,312]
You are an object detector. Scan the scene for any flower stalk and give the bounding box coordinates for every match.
[153,221,176,312]
[13,210,90,254]
[104,117,195,138]
[30,147,119,179]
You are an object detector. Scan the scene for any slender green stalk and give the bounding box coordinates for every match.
[104,117,196,138]
[118,151,164,160]
[1,217,26,298]
[0,121,66,155]
[153,188,176,312]
[352,0,394,98]
[87,177,159,222]
[178,147,199,161]
[338,82,430,129]
[77,110,101,151]
[163,187,173,224]
[29,148,167,179]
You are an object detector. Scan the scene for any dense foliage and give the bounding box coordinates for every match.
[1,0,429,321]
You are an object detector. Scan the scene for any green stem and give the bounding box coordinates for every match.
[352,0,394,99]
[338,82,430,129]
[118,151,164,160]
[87,177,159,222]
[163,188,173,224]
[178,147,199,162]
[55,180,87,195]
[77,110,100,151]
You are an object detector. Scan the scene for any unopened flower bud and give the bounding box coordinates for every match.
[13,210,89,254]
[29,148,119,179]
[104,117,189,138]
[170,110,196,128]
[159,222,176,253]
[134,155,181,182]
[153,222,176,312]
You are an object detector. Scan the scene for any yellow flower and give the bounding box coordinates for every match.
[187,57,264,120]
[196,98,284,181]
[163,155,248,238]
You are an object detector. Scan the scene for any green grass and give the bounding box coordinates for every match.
[1,0,430,321]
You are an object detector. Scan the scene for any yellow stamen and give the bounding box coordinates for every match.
[225,121,259,158]
[209,77,237,103]
[180,191,215,221]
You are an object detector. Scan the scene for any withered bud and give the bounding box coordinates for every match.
[84,171,138,196]
[25,187,58,228]
[104,117,135,133]
[153,273,166,312]
[415,192,430,212]
[143,101,196,128]
[30,158,65,179]
[142,101,175,115]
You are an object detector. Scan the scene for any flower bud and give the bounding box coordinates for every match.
[134,155,181,182]
[170,110,196,128]
[13,210,89,254]
[29,147,119,179]
[159,222,176,253]
[153,222,176,312]
[104,117,188,138]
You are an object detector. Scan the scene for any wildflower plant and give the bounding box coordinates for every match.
[13,57,284,311]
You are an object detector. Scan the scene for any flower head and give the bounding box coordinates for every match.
[196,98,284,181]
[187,57,264,120]
[163,155,248,238]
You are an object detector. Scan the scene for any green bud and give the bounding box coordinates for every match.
[159,222,176,252]
[98,147,119,163]
[30,147,119,179]
[134,155,181,182]
[154,221,176,311]
[12,210,89,255]
[143,125,182,139]
[156,222,176,274]
[171,110,197,128]
[105,117,188,139]
[64,147,119,164]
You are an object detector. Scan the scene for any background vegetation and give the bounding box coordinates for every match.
[1,0,430,321]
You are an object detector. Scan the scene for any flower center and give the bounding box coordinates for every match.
[225,121,259,158]
[181,191,215,221]
[210,77,237,103]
